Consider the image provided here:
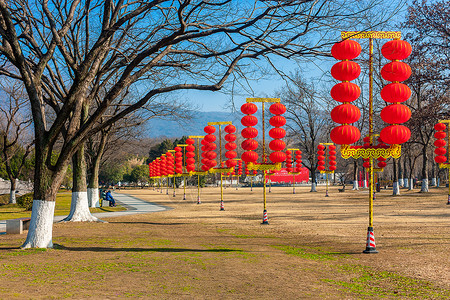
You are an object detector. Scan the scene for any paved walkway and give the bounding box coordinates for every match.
[0,192,171,233]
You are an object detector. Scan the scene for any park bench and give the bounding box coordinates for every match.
[6,217,31,234]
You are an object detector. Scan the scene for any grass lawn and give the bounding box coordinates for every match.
[0,191,126,220]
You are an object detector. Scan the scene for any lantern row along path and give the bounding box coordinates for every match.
[0,192,172,233]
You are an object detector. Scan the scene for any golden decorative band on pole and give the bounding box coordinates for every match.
[207,121,232,125]
[341,31,401,39]
[340,144,401,159]
[188,135,205,139]
[246,162,282,171]
[246,98,280,103]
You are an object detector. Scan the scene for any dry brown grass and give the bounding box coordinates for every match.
[0,185,448,299]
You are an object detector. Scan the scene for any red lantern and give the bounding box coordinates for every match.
[269,139,285,151]
[331,39,361,60]
[225,142,237,150]
[241,115,258,127]
[204,133,216,143]
[331,61,361,81]
[435,131,447,139]
[186,145,195,152]
[269,151,286,163]
[206,151,217,160]
[318,166,325,171]
[226,159,237,168]
[201,165,209,171]
[380,83,411,103]
[241,127,258,139]
[328,145,336,151]
[434,123,446,131]
[186,138,195,145]
[377,161,387,168]
[224,124,236,133]
[329,150,336,156]
[317,155,325,161]
[241,139,258,151]
[225,151,237,159]
[329,160,337,166]
[380,104,411,124]
[329,155,336,161]
[225,133,236,142]
[363,161,370,168]
[207,160,217,168]
[330,125,361,145]
[269,116,286,127]
[434,147,447,155]
[317,150,325,156]
[242,151,258,163]
[186,152,195,158]
[204,125,216,134]
[186,158,195,165]
[330,82,361,103]
[329,166,337,171]
[381,40,412,60]
[206,143,217,151]
[269,103,286,115]
[434,139,446,147]
[331,104,361,124]
[380,125,411,144]
[435,156,447,163]
[186,165,195,172]
[241,102,258,114]
[318,160,325,166]
[269,128,286,139]
[381,61,412,82]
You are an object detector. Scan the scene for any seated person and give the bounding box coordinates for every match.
[104,190,116,207]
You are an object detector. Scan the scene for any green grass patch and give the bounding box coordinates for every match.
[273,245,347,261]
[0,192,125,220]
[322,264,450,298]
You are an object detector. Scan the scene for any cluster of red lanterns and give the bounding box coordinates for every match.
[201,125,218,171]
[224,124,238,168]
[160,155,167,177]
[434,123,447,164]
[174,146,183,174]
[149,160,157,177]
[185,138,196,172]
[165,152,175,176]
[268,103,287,163]
[379,39,412,145]
[330,39,362,145]
[285,150,303,173]
[237,160,243,176]
[317,145,337,171]
[241,103,259,163]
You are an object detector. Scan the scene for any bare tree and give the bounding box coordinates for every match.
[0,80,33,203]
[0,0,401,248]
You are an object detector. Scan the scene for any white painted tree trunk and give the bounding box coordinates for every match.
[430,177,436,186]
[408,179,413,190]
[363,179,367,188]
[420,178,429,192]
[88,188,100,208]
[62,192,100,222]
[352,181,359,190]
[9,190,16,204]
[21,200,55,249]
[310,182,317,192]
[403,178,409,188]
[398,178,404,187]
[393,182,400,195]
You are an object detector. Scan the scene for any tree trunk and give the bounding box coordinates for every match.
[430,166,436,186]
[87,131,108,207]
[9,178,17,204]
[420,146,429,192]
[352,160,359,190]
[393,158,400,195]
[62,145,99,222]
[22,149,69,248]
[398,157,403,187]
[310,170,317,192]
[403,159,408,189]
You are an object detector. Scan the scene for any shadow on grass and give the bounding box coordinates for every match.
[112,221,187,226]
[54,244,242,253]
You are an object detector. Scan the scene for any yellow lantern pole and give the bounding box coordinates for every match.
[287,148,301,194]
[207,121,233,210]
[338,31,405,253]
[246,98,283,224]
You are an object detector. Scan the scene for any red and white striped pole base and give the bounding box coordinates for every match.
[220,200,225,211]
[197,196,201,204]
[363,226,378,253]
[261,209,269,225]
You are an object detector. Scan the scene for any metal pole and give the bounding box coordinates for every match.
[293,174,295,194]
[166,176,169,195]
[173,177,176,197]
[183,177,186,200]
[326,174,329,197]
[268,174,271,193]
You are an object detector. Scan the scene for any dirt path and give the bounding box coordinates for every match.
[0,185,448,299]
